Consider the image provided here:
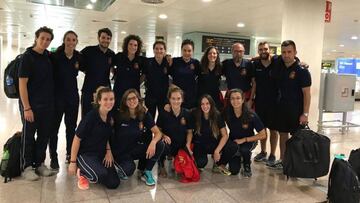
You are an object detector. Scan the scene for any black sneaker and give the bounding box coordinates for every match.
[254,151,267,162]
[50,158,60,170]
[65,155,71,164]
[242,164,252,177]
[266,154,276,166]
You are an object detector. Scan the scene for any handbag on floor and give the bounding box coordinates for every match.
[349,148,360,178]
[174,147,200,183]
[283,125,330,178]
[327,158,360,203]
[0,132,22,183]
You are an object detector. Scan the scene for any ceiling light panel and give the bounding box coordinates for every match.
[27,0,115,11]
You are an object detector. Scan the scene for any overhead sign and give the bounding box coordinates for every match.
[337,58,360,77]
[202,35,250,55]
[325,1,332,23]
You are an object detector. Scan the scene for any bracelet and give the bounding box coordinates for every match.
[245,137,248,142]
[24,108,31,111]
[70,160,76,163]
[106,148,111,150]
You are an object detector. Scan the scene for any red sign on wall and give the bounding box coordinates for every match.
[325,0,332,23]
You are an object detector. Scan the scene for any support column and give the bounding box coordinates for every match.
[281,0,326,130]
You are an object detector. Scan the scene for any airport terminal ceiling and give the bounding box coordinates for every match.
[0,0,359,59]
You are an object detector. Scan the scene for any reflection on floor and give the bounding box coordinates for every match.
[1,89,359,202]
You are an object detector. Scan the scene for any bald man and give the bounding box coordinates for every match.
[222,43,256,107]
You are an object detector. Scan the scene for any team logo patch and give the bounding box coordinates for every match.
[108,57,112,65]
[163,67,167,74]
[190,63,195,70]
[180,117,186,125]
[134,63,139,69]
[242,123,249,129]
[74,61,79,69]
[139,121,144,130]
[240,68,247,76]
[289,71,296,79]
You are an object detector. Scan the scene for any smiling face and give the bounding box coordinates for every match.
[35,32,52,51]
[258,43,270,60]
[207,48,218,63]
[98,92,115,112]
[64,33,78,51]
[125,92,139,110]
[153,43,166,58]
[232,43,245,61]
[127,39,138,56]
[229,92,244,109]
[98,32,111,49]
[182,44,193,61]
[169,91,183,109]
[200,97,211,114]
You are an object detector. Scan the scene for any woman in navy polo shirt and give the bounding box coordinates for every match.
[192,94,237,175]
[156,85,193,177]
[143,41,170,119]
[112,89,164,186]
[197,46,223,110]
[224,89,266,177]
[113,35,145,108]
[168,39,200,109]
[49,30,82,169]
[68,86,119,190]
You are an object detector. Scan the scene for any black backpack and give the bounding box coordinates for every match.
[3,54,23,99]
[349,148,360,178]
[283,125,331,178]
[0,132,22,183]
[328,158,360,203]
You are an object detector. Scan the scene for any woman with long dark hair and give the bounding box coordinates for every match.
[113,34,145,108]
[49,30,82,169]
[192,94,237,175]
[111,89,164,186]
[224,89,266,177]
[198,46,223,110]
[68,86,120,190]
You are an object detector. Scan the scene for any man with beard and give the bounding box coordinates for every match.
[252,42,279,166]
[222,43,255,107]
[80,28,115,117]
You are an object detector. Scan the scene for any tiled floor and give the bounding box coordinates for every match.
[1,86,359,202]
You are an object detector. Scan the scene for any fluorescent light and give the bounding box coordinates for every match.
[176,36,180,39]
[339,44,344,47]
[90,0,97,3]
[159,14,168,19]
[351,36,358,40]
[237,23,245,28]
[202,0,212,2]
[331,49,337,52]
[121,31,126,34]
[86,4,93,9]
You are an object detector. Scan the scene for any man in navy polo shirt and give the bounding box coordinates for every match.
[269,40,311,169]
[222,43,256,106]
[18,26,56,181]
[252,42,279,166]
[80,28,115,117]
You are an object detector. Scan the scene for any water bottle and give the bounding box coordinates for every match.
[6,75,13,86]
[334,153,346,160]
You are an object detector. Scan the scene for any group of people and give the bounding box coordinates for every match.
[17,26,312,190]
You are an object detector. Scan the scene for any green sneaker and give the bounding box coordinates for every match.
[141,170,156,186]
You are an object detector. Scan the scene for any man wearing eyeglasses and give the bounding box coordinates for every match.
[222,43,256,107]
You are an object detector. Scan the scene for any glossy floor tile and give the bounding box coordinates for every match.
[1,85,359,202]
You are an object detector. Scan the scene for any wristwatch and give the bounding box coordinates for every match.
[303,113,309,117]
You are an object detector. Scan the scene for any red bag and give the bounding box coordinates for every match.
[174,149,200,183]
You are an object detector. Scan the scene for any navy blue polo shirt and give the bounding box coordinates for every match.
[76,109,114,158]
[113,112,155,155]
[197,68,221,100]
[18,47,54,109]
[51,50,82,105]
[222,58,254,91]
[169,57,201,105]
[113,53,145,99]
[80,45,114,94]
[193,113,226,145]
[252,59,278,105]
[274,59,312,105]
[225,110,264,141]
[156,108,193,147]
[143,57,170,100]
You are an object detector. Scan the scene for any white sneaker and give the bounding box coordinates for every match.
[22,166,40,181]
[36,164,54,176]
